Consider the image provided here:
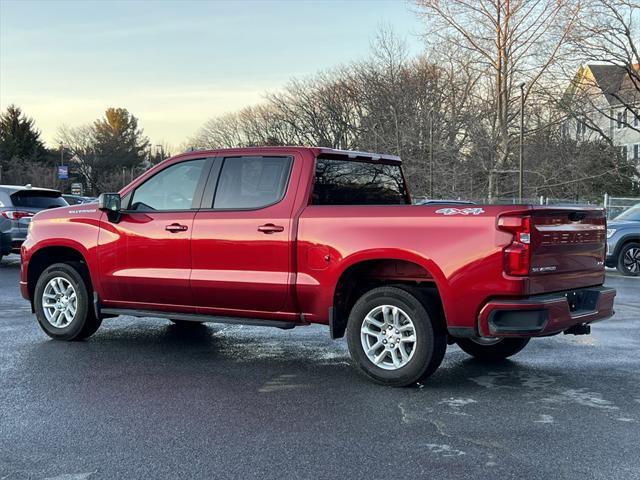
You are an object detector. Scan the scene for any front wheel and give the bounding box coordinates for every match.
[346,286,447,387]
[34,262,101,341]
[455,337,530,361]
[616,242,640,276]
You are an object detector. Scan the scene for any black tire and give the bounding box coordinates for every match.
[346,286,447,387]
[455,337,530,361]
[616,242,640,276]
[170,319,203,326]
[33,262,101,341]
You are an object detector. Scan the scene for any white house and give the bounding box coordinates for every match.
[566,63,640,164]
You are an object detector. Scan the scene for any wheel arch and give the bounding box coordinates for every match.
[330,251,448,339]
[615,236,640,274]
[27,245,93,303]
[615,234,640,256]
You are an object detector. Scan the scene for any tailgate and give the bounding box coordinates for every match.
[528,206,606,294]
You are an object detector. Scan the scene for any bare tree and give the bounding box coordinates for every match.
[414,0,582,200]
[55,124,100,192]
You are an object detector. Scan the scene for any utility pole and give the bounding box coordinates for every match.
[372,124,378,152]
[429,109,434,199]
[518,82,525,203]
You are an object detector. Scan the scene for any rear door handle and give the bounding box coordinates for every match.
[257,223,284,234]
[166,223,188,233]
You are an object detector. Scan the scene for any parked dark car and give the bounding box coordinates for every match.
[606,204,640,276]
[62,194,96,205]
[418,199,476,205]
[0,185,68,262]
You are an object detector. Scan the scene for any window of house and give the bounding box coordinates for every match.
[621,145,628,159]
[576,118,588,136]
[129,159,206,211]
[634,144,639,160]
[213,156,292,209]
[617,111,625,129]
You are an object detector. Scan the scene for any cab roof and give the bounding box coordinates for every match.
[173,146,402,164]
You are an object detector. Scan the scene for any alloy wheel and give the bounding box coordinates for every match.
[42,277,78,328]
[360,305,417,370]
[623,247,640,274]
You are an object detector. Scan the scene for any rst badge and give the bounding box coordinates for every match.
[435,207,485,216]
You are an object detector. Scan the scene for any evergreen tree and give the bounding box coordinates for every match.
[92,108,149,172]
[0,105,46,164]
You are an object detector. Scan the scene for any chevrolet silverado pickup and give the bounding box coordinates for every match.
[20,147,616,386]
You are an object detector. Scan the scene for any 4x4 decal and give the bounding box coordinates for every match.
[435,207,485,216]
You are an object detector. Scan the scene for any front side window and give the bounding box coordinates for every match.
[213,156,292,209]
[129,159,205,211]
[313,158,408,205]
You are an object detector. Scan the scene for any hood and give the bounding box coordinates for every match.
[608,220,639,229]
[32,204,100,222]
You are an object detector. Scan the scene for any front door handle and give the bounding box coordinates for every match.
[257,223,284,234]
[166,223,188,233]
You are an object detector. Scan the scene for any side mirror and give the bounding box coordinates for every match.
[98,193,122,223]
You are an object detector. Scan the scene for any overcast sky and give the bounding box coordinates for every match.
[0,0,423,149]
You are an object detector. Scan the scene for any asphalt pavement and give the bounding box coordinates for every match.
[1,254,639,480]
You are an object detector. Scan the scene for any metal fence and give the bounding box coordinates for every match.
[413,194,640,219]
[413,196,601,206]
[604,195,640,219]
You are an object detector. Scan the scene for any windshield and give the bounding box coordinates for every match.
[614,205,640,222]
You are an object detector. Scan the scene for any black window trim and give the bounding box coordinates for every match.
[199,155,294,212]
[121,157,214,214]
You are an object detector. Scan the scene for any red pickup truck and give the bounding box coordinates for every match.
[20,147,616,386]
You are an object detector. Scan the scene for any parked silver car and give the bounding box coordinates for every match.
[606,204,640,276]
[0,185,68,262]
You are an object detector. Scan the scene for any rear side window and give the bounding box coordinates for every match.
[129,159,205,211]
[10,191,68,209]
[313,158,408,205]
[213,156,292,209]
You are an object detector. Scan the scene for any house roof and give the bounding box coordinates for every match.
[586,63,639,106]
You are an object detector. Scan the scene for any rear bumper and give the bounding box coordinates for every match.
[478,286,616,337]
[0,232,11,255]
[0,228,26,254]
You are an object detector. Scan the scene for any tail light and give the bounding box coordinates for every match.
[1,210,34,221]
[498,215,531,276]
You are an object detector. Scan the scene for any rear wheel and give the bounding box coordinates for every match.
[34,262,101,341]
[616,242,640,276]
[455,337,530,360]
[346,286,446,387]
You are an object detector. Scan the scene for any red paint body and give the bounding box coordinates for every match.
[20,147,615,337]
